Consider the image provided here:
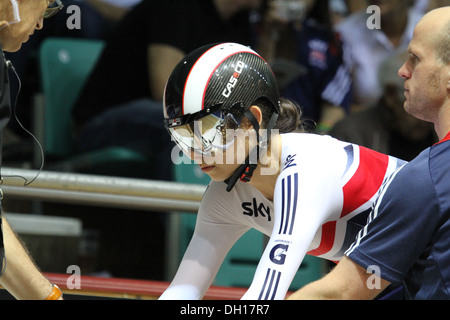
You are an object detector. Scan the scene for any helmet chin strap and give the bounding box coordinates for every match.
[225,109,278,192]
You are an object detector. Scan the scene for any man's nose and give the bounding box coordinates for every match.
[398,62,410,79]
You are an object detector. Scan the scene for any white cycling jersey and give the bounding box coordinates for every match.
[160,133,406,300]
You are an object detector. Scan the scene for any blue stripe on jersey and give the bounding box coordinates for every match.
[258,268,282,300]
[278,173,299,235]
[343,144,354,176]
[289,173,299,235]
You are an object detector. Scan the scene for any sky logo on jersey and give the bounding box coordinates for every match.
[242,198,272,221]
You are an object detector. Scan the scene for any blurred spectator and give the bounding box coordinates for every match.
[72,0,143,39]
[343,0,439,15]
[0,0,66,300]
[329,0,350,25]
[329,0,441,25]
[335,0,423,110]
[257,0,351,133]
[85,0,142,21]
[329,52,437,161]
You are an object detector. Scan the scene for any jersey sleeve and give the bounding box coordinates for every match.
[242,154,344,300]
[345,152,439,285]
[159,182,249,300]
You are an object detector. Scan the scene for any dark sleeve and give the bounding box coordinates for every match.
[345,152,440,285]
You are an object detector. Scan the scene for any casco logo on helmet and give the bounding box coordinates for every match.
[222,60,245,98]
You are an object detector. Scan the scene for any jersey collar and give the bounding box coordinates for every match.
[437,130,450,144]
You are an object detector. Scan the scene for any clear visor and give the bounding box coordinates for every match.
[168,111,242,156]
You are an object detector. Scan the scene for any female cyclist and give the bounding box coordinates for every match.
[159,42,406,300]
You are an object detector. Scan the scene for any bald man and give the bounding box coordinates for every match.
[0,0,64,300]
[288,6,450,300]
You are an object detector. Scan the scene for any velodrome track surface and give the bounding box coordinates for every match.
[0,273,248,300]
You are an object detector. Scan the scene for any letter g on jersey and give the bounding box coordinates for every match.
[269,244,289,265]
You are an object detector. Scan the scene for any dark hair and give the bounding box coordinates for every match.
[255,97,305,133]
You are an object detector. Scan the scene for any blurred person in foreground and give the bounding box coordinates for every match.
[0,0,64,300]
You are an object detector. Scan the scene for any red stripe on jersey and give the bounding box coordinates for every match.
[307,221,337,256]
[436,131,450,144]
[341,146,389,218]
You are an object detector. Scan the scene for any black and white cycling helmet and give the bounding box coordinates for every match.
[163,42,280,190]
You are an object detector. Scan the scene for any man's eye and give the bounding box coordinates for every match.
[410,53,419,65]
